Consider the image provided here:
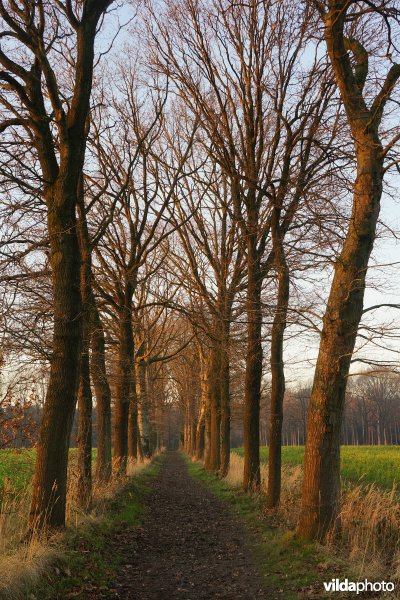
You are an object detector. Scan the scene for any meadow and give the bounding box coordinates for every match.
[233,446,400,489]
[0,449,98,494]
[0,449,36,491]
[1,446,398,494]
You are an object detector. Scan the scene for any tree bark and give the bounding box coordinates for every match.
[219,318,231,477]
[208,345,221,471]
[128,364,138,462]
[136,356,151,457]
[90,300,112,482]
[29,199,82,529]
[203,352,212,470]
[28,7,113,531]
[267,248,289,508]
[298,145,383,539]
[114,295,133,473]
[195,401,206,460]
[243,232,263,492]
[137,436,144,462]
[77,341,92,508]
[76,190,93,508]
[189,421,196,456]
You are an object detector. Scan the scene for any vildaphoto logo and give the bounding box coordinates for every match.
[323,579,395,594]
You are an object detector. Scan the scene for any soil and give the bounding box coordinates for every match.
[104,451,266,599]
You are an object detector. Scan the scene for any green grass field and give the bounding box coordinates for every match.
[0,448,98,493]
[233,446,400,489]
[1,446,399,492]
[0,449,36,490]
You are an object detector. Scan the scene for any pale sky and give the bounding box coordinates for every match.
[284,187,400,387]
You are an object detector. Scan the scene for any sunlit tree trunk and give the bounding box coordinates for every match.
[298,145,383,539]
[29,6,114,530]
[77,341,92,508]
[30,195,82,529]
[195,401,206,460]
[202,351,212,469]
[137,359,151,457]
[298,0,400,540]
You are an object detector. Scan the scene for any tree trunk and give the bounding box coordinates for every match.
[114,296,133,473]
[77,345,92,508]
[195,401,205,460]
[208,345,221,471]
[298,145,382,539]
[137,358,151,457]
[128,364,138,462]
[90,299,112,482]
[76,192,93,508]
[28,11,109,530]
[204,401,211,468]
[243,234,263,492]
[29,200,82,530]
[137,436,144,462]
[200,349,212,468]
[184,403,190,453]
[189,421,196,456]
[267,251,289,508]
[219,318,231,477]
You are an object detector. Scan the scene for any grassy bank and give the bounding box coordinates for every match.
[220,451,400,592]
[233,446,400,489]
[0,455,161,600]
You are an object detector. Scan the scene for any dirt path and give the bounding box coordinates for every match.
[106,452,265,599]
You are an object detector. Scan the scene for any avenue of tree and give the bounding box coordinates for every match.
[0,0,400,542]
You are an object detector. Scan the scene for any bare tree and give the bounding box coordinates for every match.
[166,152,245,474]
[91,73,196,471]
[298,0,400,540]
[147,0,342,493]
[0,0,116,529]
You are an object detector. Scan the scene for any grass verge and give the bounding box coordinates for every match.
[2,455,162,600]
[185,456,355,600]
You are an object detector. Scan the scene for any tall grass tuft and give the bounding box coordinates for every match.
[224,451,399,581]
[337,480,400,578]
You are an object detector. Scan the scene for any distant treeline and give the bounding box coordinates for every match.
[229,371,400,448]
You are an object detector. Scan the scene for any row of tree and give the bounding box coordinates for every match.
[1,0,400,542]
[5,368,399,450]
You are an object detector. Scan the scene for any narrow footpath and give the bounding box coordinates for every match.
[107,452,265,599]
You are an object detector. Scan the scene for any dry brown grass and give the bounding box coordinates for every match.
[0,478,62,600]
[0,455,154,600]
[65,455,153,526]
[337,481,400,580]
[224,451,400,581]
